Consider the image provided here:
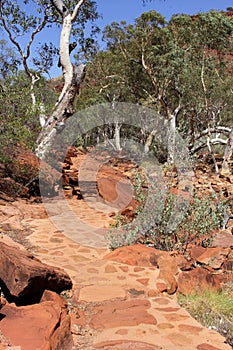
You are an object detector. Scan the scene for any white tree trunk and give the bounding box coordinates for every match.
[57,14,73,104]
[35,64,86,158]
[114,121,122,151]
[222,128,233,174]
[35,0,86,159]
[167,113,176,163]
[144,129,156,154]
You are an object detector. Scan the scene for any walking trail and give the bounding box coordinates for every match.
[0,152,232,350]
[14,199,231,350]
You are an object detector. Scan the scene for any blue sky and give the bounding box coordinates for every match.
[3,0,232,77]
[96,0,232,26]
[70,0,233,78]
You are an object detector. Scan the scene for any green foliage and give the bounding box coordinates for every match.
[132,169,147,213]
[0,71,56,163]
[85,10,233,154]
[0,0,100,76]
[0,39,20,78]
[106,229,139,250]
[177,191,227,249]
[106,170,228,251]
[109,213,127,228]
[178,290,233,347]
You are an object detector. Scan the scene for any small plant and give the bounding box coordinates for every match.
[106,178,229,252]
[109,213,127,228]
[178,290,233,347]
[145,192,177,251]
[131,168,147,214]
[106,228,139,250]
[177,191,228,250]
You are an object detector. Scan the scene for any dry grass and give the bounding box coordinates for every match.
[178,288,233,347]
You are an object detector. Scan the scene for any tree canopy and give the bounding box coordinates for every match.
[80,10,233,160]
[0,2,232,168]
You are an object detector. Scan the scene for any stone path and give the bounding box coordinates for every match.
[6,195,228,350]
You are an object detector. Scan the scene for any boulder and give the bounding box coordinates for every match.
[150,251,191,295]
[0,290,73,350]
[177,267,221,295]
[1,145,61,198]
[156,254,179,295]
[104,244,156,267]
[0,242,72,305]
[211,229,233,248]
[96,161,135,212]
[195,247,230,269]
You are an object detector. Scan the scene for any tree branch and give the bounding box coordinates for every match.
[25,11,48,61]
[193,126,231,141]
[71,0,85,22]
[50,0,68,17]
[0,2,24,58]
[0,1,48,82]
[201,52,208,109]
[191,138,228,154]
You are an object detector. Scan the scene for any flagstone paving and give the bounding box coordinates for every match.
[9,195,230,350]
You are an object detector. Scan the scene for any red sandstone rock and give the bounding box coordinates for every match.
[156,254,179,294]
[156,280,169,293]
[211,230,233,248]
[154,253,191,295]
[178,323,203,334]
[104,244,156,266]
[195,247,230,269]
[177,267,221,295]
[150,250,191,270]
[188,245,207,260]
[197,344,224,350]
[97,165,128,202]
[222,258,233,272]
[1,145,61,198]
[0,290,73,350]
[0,177,30,198]
[0,242,72,305]
[94,340,161,349]
[90,299,157,330]
[214,272,233,285]
[119,198,139,219]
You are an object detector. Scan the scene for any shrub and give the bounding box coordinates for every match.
[106,168,229,251]
[176,191,227,250]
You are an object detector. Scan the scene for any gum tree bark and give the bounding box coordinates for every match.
[35,0,86,158]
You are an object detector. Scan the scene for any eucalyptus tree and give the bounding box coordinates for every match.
[0,0,99,157]
[101,10,233,165]
[0,39,20,79]
[169,12,233,169]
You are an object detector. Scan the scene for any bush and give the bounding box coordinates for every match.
[106,168,228,251]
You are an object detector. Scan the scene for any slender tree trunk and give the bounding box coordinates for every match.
[222,128,233,174]
[35,64,86,158]
[167,113,176,164]
[144,129,156,154]
[57,14,74,104]
[114,120,122,151]
[35,0,86,158]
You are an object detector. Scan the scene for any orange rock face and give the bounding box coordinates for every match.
[0,242,72,305]
[104,244,156,266]
[0,290,73,350]
[177,267,221,295]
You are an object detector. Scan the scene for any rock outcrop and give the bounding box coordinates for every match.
[0,290,73,350]
[0,242,72,305]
